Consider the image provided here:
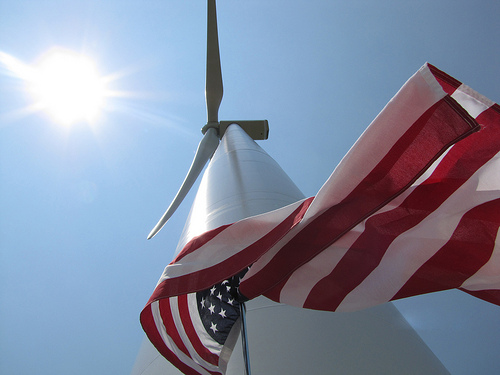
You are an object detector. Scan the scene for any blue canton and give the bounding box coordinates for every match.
[196,270,247,344]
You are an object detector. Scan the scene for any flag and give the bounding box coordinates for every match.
[140,202,312,375]
[239,64,500,311]
[140,270,248,375]
[141,63,500,374]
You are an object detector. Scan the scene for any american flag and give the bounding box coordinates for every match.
[141,63,500,374]
[196,277,241,346]
[240,63,500,310]
[140,270,248,375]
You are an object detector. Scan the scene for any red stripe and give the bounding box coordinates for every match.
[303,108,499,310]
[140,305,206,375]
[392,104,500,302]
[428,63,462,95]
[476,103,500,129]
[178,294,221,367]
[149,197,313,302]
[174,225,231,262]
[241,97,479,300]
[392,198,500,301]
[159,298,190,357]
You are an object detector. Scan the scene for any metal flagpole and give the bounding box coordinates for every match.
[239,302,251,375]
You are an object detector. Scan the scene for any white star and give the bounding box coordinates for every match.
[226,285,231,292]
[200,298,206,309]
[227,298,234,306]
[210,286,217,295]
[217,292,223,300]
[221,280,229,285]
[208,303,215,314]
[210,322,218,333]
[219,309,227,318]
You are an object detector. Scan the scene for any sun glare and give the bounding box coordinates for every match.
[1,48,108,125]
[30,49,106,125]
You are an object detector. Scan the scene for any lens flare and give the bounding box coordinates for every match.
[29,49,107,125]
[0,48,108,125]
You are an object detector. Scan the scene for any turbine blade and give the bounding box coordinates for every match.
[206,0,223,125]
[147,128,219,239]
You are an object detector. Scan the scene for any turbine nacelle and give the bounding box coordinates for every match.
[202,120,269,140]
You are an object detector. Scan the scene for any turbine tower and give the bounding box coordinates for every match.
[132,1,450,374]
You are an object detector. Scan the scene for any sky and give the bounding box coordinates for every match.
[0,1,499,374]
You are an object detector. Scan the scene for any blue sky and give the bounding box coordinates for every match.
[0,1,499,374]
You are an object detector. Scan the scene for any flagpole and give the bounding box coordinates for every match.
[239,302,251,375]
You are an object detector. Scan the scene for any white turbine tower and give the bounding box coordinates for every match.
[132,1,450,374]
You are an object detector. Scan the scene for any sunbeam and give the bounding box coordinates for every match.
[0,48,109,126]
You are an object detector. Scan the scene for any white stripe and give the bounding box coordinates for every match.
[451,84,494,119]
[338,151,500,311]
[187,292,222,356]
[476,152,500,192]
[170,296,220,372]
[151,300,212,375]
[278,221,364,307]
[461,221,500,291]
[240,218,302,283]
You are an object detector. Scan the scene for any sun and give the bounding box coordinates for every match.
[28,48,107,125]
[0,48,108,126]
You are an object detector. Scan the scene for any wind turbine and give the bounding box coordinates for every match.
[132,1,451,374]
[147,0,268,241]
